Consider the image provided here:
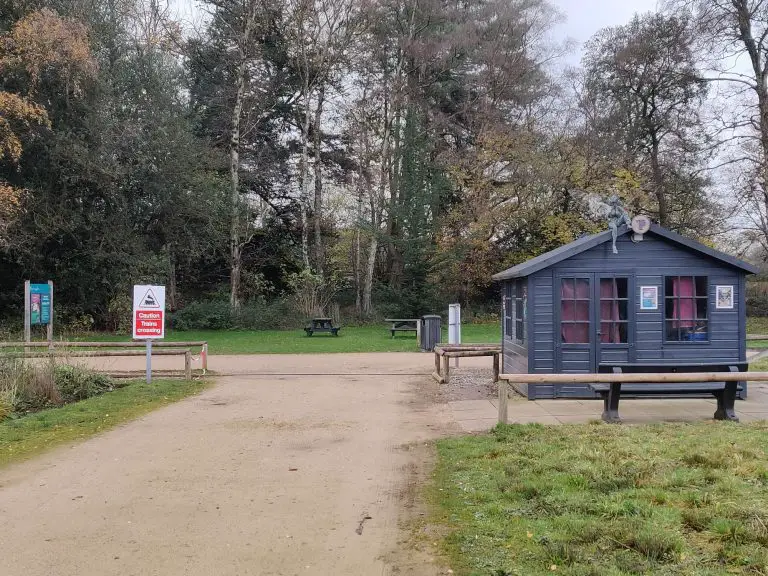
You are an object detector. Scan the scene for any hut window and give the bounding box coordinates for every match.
[561,278,590,343]
[514,279,526,344]
[600,278,628,344]
[504,283,513,338]
[664,276,708,342]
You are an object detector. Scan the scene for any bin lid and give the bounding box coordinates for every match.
[422,314,441,319]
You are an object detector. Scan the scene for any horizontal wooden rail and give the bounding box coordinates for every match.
[498,371,768,425]
[1,349,193,379]
[747,334,768,340]
[0,341,208,371]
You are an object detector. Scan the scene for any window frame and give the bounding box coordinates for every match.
[663,275,710,344]
[503,282,514,340]
[559,276,591,345]
[514,278,526,345]
[598,276,630,346]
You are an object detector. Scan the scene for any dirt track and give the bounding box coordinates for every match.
[0,354,461,576]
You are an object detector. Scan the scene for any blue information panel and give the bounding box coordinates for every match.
[30,283,51,325]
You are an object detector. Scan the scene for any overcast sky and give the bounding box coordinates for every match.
[172,0,661,63]
[549,0,660,63]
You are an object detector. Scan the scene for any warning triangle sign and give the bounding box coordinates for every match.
[140,288,160,308]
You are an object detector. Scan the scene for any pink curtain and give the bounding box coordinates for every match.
[673,277,695,328]
[600,280,621,343]
[561,279,589,343]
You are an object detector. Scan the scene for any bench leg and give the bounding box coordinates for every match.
[442,355,450,384]
[602,383,622,423]
[714,382,739,422]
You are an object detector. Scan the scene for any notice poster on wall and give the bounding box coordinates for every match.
[716,285,734,309]
[640,286,658,310]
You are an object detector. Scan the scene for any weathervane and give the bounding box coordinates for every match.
[606,195,632,255]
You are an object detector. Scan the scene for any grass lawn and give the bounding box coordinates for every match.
[0,378,208,469]
[72,323,502,355]
[434,422,768,576]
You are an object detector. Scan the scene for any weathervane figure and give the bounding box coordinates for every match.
[607,194,632,254]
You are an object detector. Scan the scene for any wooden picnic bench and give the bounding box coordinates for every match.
[384,318,421,339]
[304,318,340,337]
[593,362,749,423]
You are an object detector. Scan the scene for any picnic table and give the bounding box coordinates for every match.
[384,318,421,339]
[304,318,340,337]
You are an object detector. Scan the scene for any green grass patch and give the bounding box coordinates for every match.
[0,378,208,468]
[747,317,768,334]
[73,324,502,355]
[434,422,768,576]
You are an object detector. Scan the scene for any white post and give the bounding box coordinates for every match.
[449,303,461,367]
[146,340,152,384]
[23,280,30,344]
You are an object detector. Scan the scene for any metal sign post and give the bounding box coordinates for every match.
[146,340,152,384]
[132,285,166,384]
[24,280,53,345]
[448,303,461,367]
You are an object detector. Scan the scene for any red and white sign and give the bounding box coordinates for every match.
[133,285,165,339]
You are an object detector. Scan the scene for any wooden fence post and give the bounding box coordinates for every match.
[202,342,208,372]
[498,379,508,424]
[492,353,500,383]
[185,350,192,380]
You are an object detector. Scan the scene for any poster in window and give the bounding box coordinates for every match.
[716,285,734,309]
[640,286,658,310]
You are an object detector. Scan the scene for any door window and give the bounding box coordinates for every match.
[560,278,590,343]
[599,278,628,344]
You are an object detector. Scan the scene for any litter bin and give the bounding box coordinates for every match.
[420,315,442,352]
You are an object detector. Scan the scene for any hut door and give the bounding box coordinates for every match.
[595,275,632,369]
[556,276,595,379]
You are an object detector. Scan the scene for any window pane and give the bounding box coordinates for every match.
[562,300,575,321]
[696,298,707,319]
[666,322,681,341]
[516,320,524,343]
[562,323,589,343]
[618,323,628,343]
[618,301,628,320]
[616,278,628,299]
[575,279,589,299]
[561,278,574,299]
[665,297,675,320]
[665,276,675,295]
[600,279,616,299]
[695,276,707,298]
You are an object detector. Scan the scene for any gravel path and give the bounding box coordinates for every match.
[0,354,459,576]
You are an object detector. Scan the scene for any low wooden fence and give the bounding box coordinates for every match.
[0,340,208,372]
[497,371,768,424]
[433,344,501,384]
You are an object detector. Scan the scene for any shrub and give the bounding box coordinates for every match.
[170,299,234,330]
[170,298,305,331]
[2,358,62,413]
[54,365,114,403]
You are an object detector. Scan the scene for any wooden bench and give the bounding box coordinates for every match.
[384,318,421,339]
[304,318,340,337]
[593,362,749,423]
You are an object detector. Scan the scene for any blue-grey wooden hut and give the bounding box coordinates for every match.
[492,224,757,399]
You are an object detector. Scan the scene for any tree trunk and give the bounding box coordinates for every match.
[229,53,248,310]
[168,246,178,311]
[313,86,325,275]
[362,236,378,316]
[300,90,311,270]
[649,135,668,227]
[355,178,363,317]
